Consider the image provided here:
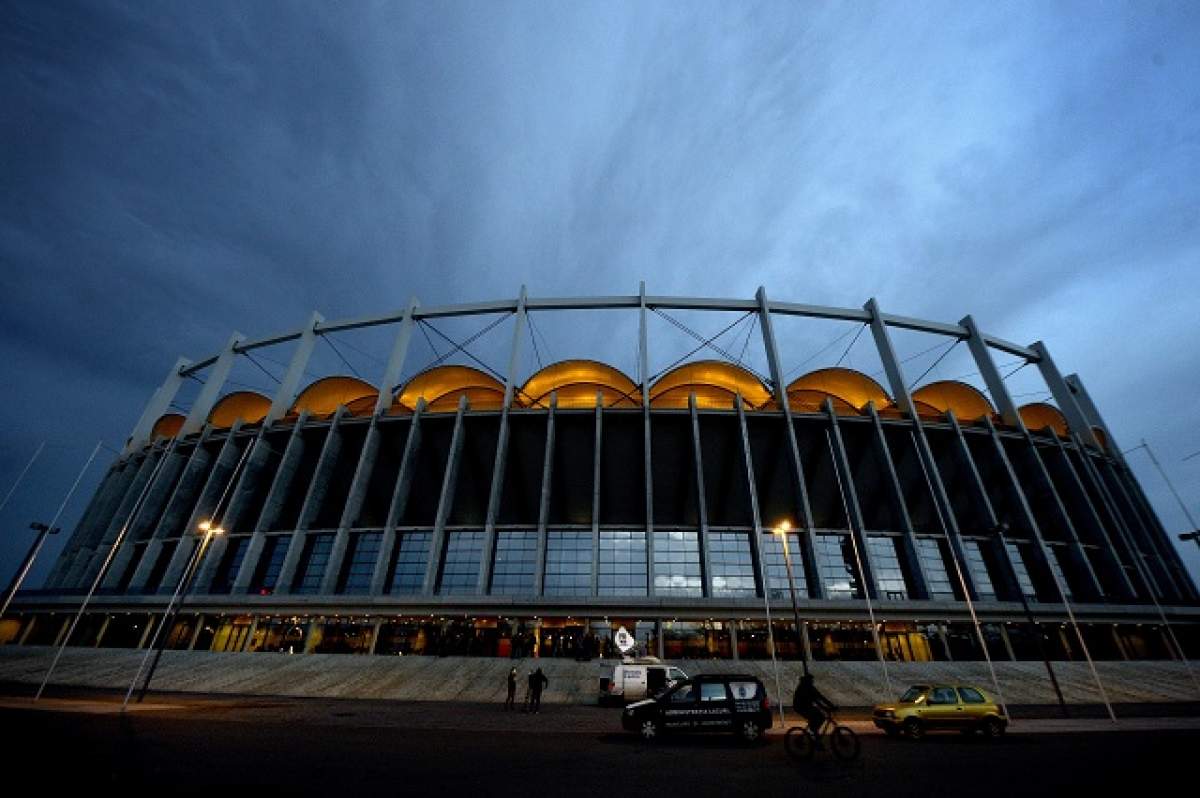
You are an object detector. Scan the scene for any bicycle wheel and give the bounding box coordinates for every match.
[829,725,861,761]
[784,726,817,762]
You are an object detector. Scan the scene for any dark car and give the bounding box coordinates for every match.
[621,674,773,743]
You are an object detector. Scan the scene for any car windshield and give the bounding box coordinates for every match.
[900,686,929,703]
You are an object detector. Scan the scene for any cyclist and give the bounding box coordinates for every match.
[792,673,836,737]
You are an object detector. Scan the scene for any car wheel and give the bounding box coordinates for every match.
[903,718,925,741]
[640,719,659,741]
[982,717,1005,739]
[739,720,763,744]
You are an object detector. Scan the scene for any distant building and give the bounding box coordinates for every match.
[5,289,1196,664]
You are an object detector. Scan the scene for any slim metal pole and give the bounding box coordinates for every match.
[0,442,44,516]
[756,543,787,727]
[0,524,55,617]
[1132,440,1200,551]
[2,441,101,620]
[777,530,809,677]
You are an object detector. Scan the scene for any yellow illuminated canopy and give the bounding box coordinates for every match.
[784,368,892,415]
[649,360,772,410]
[1018,402,1069,437]
[290,376,378,419]
[911,381,997,422]
[151,413,185,440]
[393,365,507,414]
[208,391,271,428]
[520,360,640,409]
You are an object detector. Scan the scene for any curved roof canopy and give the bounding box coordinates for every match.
[1019,402,1069,437]
[1092,426,1109,450]
[783,367,891,415]
[392,365,507,414]
[649,360,772,410]
[209,391,271,429]
[290,376,378,419]
[151,413,185,440]
[520,360,640,409]
[911,381,997,422]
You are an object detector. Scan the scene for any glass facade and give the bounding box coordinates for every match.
[761,532,807,600]
[963,540,996,600]
[708,532,756,598]
[597,530,647,596]
[917,538,956,599]
[293,534,335,595]
[867,536,907,600]
[388,532,430,595]
[210,537,249,594]
[544,531,593,597]
[652,530,702,597]
[438,531,484,594]
[491,530,538,595]
[1005,542,1038,601]
[249,534,291,595]
[1047,546,1073,600]
[339,532,382,594]
[815,533,862,599]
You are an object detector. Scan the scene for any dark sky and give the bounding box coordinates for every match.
[2,1,1198,588]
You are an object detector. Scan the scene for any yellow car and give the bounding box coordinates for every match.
[873,684,1007,740]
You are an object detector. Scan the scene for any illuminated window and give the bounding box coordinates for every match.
[709,532,756,598]
[917,538,955,599]
[388,532,430,595]
[292,533,335,594]
[653,530,702,597]
[438,531,484,594]
[867,536,907,600]
[248,534,291,595]
[963,540,996,600]
[338,532,382,594]
[491,530,538,595]
[815,534,862,599]
[761,532,807,600]
[545,531,593,597]
[598,530,647,596]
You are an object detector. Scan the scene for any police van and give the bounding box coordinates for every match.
[599,657,688,705]
[621,674,772,742]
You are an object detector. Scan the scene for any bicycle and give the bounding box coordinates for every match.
[784,712,861,762]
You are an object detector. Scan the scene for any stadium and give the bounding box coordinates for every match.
[3,287,1197,669]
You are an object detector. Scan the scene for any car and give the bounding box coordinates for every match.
[599,658,688,705]
[621,674,772,743]
[873,684,1008,740]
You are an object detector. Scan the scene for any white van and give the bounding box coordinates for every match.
[599,658,688,705]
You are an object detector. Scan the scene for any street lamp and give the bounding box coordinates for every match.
[774,521,810,677]
[0,522,60,618]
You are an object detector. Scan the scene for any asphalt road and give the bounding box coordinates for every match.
[3,698,1197,797]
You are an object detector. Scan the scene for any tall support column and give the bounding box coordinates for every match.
[1098,458,1186,600]
[1045,434,1138,600]
[960,315,1022,428]
[369,401,425,595]
[181,332,245,437]
[274,409,347,595]
[1029,342,1101,449]
[735,395,768,599]
[374,299,419,415]
[825,400,878,600]
[591,393,603,596]
[639,282,655,596]
[81,449,163,587]
[479,288,527,593]
[942,414,1023,602]
[322,415,383,595]
[422,396,469,595]
[864,298,977,600]
[61,459,137,588]
[689,394,714,596]
[865,403,932,599]
[45,463,123,589]
[265,312,324,426]
[231,413,310,593]
[534,395,557,596]
[125,357,191,455]
[756,287,822,596]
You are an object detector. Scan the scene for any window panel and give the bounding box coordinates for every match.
[292,533,334,595]
[438,531,484,595]
[815,533,863,599]
[917,538,955,599]
[867,536,908,600]
[388,532,430,595]
[963,540,996,600]
[598,530,647,596]
[545,530,593,597]
[491,530,538,595]
[709,532,756,598]
[761,532,807,600]
[653,530,702,597]
[339,532,382,594]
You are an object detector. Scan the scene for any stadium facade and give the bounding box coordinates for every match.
[4,288,1197,665]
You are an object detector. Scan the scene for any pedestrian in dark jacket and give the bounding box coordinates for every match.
[528,667,549,713]
[505,666,518,710]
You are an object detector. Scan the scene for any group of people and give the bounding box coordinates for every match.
[505,665,549,712]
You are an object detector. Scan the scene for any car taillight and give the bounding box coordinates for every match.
[761,696,770,710]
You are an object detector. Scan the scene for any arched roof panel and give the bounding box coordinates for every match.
[291,376,377,419]
[783,390,862,416]
[395,365,507,414]
[649,361,771,409]
[209,391,271,429]
[150,413,185,440]
[521,360,639,408]
[911,380,997,422]
[1018,402,1069,437]
[786,368,891,411]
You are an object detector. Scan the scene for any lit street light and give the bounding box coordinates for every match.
[774,521,810,677]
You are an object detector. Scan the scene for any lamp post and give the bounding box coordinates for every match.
[775,522,810,677]
[124,520,222,708]
[0,522,59,619]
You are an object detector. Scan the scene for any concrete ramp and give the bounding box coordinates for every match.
[1,646,1197,705]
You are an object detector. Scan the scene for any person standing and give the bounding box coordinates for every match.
[505,666,517,710]
[528,666,549,714]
